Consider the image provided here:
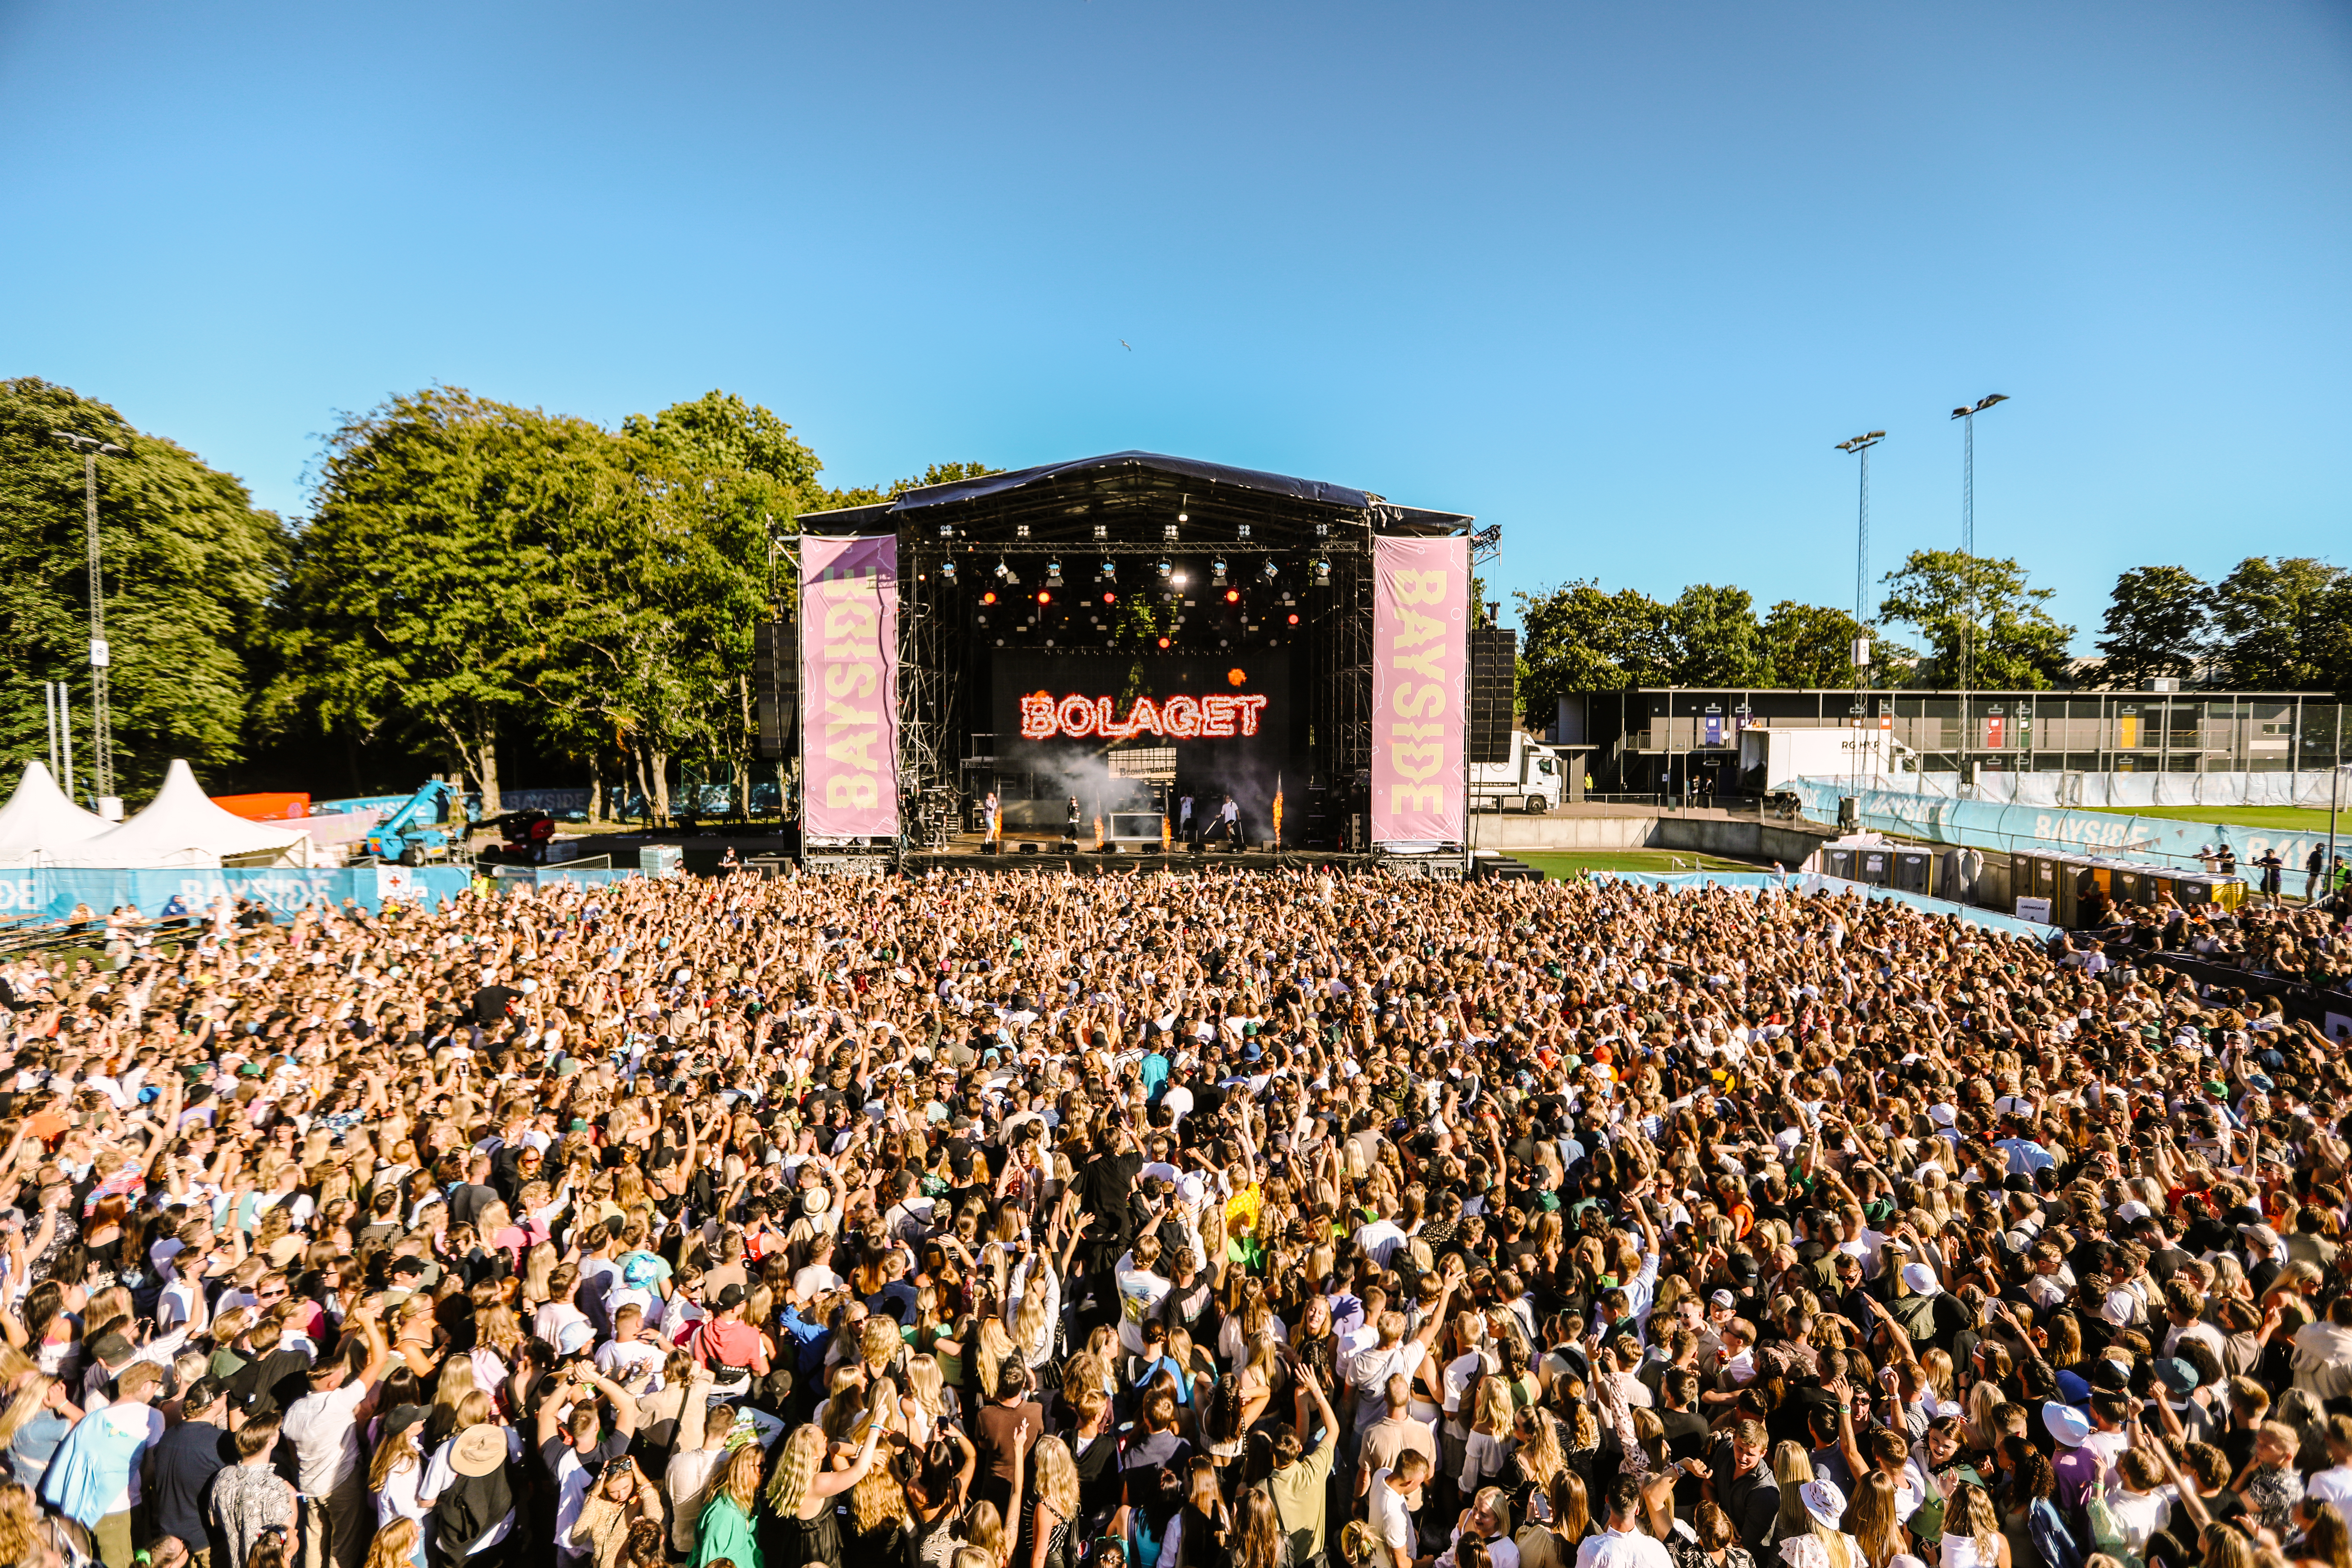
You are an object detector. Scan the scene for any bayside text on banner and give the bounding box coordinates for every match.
[800,535,900,838]
[1369,535,1468,843]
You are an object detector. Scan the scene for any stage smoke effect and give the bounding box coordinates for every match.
[990,651,1292,840]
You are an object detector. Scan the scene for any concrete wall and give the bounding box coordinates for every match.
[1468,814,1657,850]
[1465,812,1835,863]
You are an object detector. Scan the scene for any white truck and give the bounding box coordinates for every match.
[1738,724,1917,791]
[1471,731,1568,813]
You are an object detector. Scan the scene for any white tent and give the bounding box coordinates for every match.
[64,759,312,869]
[0,761,115,867]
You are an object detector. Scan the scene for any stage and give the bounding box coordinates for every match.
[780,450,1490,870]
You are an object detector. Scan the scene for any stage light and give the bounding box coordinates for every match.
[1099,560,1116,580]
[1312,560,1330,586]
[1016,524,1031,539]
[938,524,954,539]
[1211,559,1227,586]
[1093,524,1108,540]
[1260,560,1279,582]
[1046,560,1063,587]
[1315,523,1330,537]
[1036,590,1051,605]
[995,562,1011,580]
[1237,524,1251,539]
[981,591,997,605]
[1157,561,1172,581]
[1288,613,1299,625]
[1218,588,1236,604]
[1103,591,1116,604]
[1171,571,1188,589]
[941,561,957,581]
[1177,511,1189,523]
[1163,524,1179,541]
[1157,637,1171,649]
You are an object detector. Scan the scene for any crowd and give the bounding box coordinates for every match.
[0,863,2351,1568]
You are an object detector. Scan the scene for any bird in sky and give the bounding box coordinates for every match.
[1120,339,1131,350]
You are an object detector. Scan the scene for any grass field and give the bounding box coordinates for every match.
[1512,849,1765,879]
[2082,805,2339,830]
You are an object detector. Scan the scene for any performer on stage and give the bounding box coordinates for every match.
[1178,792,1194,840]
[1205,794,1239,843]
[1065,794,1081,838]
[982,790,999,840]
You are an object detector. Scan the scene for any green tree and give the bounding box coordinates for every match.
[1664,584,1769,685]
[268,389,613,814]
[1758,600,1888,688]
[2093,565,2209,688]
[2207,557,2346,689]
[1877,550,2073,689]
[0,378,287,801]
[1512,580,1675,721]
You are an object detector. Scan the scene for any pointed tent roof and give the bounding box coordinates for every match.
[64,759,310,869]
[0,761,114,867]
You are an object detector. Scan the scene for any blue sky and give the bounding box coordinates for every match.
[3,0,2347,649]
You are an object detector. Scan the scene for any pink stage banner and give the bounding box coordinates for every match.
[1370,535,1469,844]
[801,535,899,839]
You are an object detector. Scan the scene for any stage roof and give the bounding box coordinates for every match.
[801,450,1472,536]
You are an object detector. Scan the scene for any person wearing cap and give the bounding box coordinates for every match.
[686,1283,769,1394]
[148,1374,232,1568]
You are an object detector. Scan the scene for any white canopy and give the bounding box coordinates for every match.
[64,759,311,869]
[0,761,115,867]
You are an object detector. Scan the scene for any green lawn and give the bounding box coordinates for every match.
[2082,805,2340,830]
[1512,849,1765,879]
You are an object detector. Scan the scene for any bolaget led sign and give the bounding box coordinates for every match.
[1018,691,1269,741]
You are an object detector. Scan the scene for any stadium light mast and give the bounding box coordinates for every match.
[51,431,126,816]
[1835,431,1885,626]
[1948,395,2007,788]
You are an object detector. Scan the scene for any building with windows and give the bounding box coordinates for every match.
[1556,687,2344,796]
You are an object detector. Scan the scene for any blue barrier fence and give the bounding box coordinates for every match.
[1792,778,2338,877]
[0,866,476,922]
[1590,867,2051,940]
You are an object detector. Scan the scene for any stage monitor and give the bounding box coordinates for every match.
[990,650,1292,831]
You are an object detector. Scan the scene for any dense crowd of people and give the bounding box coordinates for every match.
[2,864,2351,1568]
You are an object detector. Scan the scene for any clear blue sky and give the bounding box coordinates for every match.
[4,1,2347,649]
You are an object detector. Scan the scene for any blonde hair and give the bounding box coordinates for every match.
[1032,1436,1080,1524]
[906,1356,945,1418]
[363,1519,420,1568]
[765,1425,823,1514]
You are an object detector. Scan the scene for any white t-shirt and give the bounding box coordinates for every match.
[1369,1471,1415,1552]
[283,1378,371,1493]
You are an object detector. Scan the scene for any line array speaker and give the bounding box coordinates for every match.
[1467,627,1516,765]
[754,614,797,760]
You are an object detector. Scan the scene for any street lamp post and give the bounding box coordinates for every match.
[1949,395,2008,789]
[51,431,126,817]
[1835,431,1885,626]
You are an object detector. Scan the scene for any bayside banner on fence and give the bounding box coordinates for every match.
[1370,535,1468,845]
[1790,778,2334,877]
[801,535,900,840]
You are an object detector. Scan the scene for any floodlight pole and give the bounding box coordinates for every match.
[1949,395,2008,788]
[52,431,127,812]
[1836,432,1885,625]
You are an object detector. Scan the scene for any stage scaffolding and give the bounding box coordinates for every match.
[802,452,1472,859]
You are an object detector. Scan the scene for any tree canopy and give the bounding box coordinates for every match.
[0,378,287,800]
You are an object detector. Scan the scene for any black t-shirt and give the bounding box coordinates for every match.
[150,1419,234,1546]
[229,1348,314,1420]
[470,985,522,1027]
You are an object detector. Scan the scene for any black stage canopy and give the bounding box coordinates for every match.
[801,449,1471,539]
